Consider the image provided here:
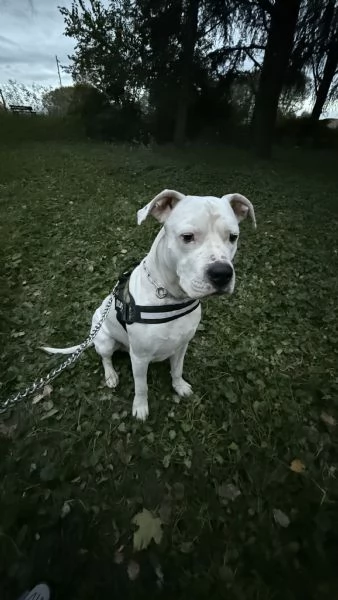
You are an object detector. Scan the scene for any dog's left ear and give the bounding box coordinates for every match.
[137,189,186,225]
[224,193,256,228]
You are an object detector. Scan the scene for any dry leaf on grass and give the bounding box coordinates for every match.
[114,547,124,564]
[32,384,53,405]
[290,459,306,473]
[43,400,54,412]
[132,508,163,551]
[218,483,241,501]
[273,508,290,528]
[60,502,71,518]
[320,412,336,426]
[127,559,140,581]
[41,408,59,420]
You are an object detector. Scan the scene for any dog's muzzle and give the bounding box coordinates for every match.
[206,261,233,292]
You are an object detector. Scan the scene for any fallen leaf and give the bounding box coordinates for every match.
[114,549,124,564]
[290,459,306,473]
[32,384,53,405]
[132,509,163,551]
[273,508,290,528]
[218,483,241,501]
[115,439,131,465]
[41,408,59,420]
[61,502,71,518]
[320,412,336,426]
[43,400,54,412]
[163,454,171,468]
[180,541,194,553]
[228,442,239,451]
[155,563,164,588]
[127,559,140,581]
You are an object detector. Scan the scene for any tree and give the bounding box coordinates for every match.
[310,0,338,123]
[173,0,200,146]
[42,86,75,115]
[59,0,141,104]
[251,0,302,158]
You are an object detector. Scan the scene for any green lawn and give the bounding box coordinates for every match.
[1,141,338,600]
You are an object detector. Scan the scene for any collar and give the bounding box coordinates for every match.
[142,259,170,299]
[114,269,200,331]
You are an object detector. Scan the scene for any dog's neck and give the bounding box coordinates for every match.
[143,228,188,300]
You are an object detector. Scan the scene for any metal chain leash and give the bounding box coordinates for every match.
[0,289,116,416]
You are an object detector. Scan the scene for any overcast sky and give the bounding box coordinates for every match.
[0,0,74,88]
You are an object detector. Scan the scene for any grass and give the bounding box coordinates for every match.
[0,138,338,600]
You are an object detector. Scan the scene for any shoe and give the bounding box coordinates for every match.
[17,583,51,600]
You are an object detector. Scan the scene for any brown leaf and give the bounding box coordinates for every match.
[132,509,163,551]
[320,412,336,427]
[290,459,306,473]
[32,384,53,405]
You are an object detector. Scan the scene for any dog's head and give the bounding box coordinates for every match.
[137,190,256,299]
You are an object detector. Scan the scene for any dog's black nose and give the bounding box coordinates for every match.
[207,262,233,288]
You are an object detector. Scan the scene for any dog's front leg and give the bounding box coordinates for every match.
[170,343,193,397]
[130,349,150,421]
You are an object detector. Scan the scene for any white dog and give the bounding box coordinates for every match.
[43,190,256,420]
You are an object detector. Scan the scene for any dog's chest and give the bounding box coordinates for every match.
[128,304,201,361]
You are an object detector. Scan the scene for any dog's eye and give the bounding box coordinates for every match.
[229,233,238,243]
[181,233,195,243]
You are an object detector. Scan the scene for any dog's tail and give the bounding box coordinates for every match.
[40,343,84,355]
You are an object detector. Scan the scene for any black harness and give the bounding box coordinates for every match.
[114,270,200,331]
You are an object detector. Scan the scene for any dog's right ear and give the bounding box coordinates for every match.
[137,189,185,225]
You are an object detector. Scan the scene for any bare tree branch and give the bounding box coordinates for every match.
[245,49,262,69]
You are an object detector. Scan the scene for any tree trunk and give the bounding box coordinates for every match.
[252,0,301,158]
[173,0,199,147]
[310,37,338,123]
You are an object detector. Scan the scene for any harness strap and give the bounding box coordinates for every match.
[114,271,200,330]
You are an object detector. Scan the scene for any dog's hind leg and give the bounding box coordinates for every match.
[94,333,120,389]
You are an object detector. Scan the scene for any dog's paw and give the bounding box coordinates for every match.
[132,398,149,421]
[105,370,119,389]
[173,378,193,397]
